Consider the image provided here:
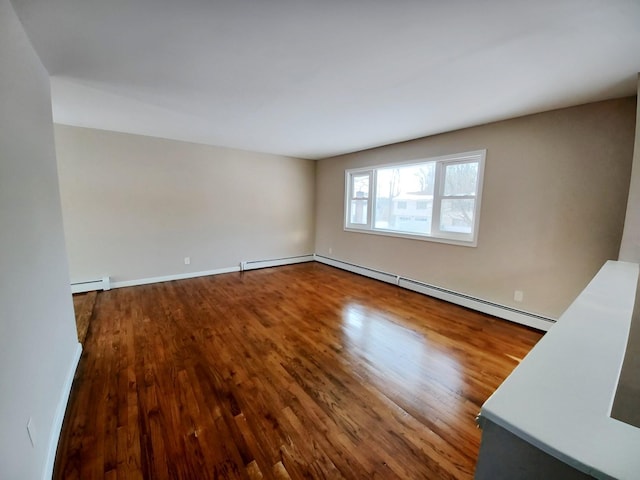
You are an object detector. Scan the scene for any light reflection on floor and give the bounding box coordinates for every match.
[341,302,462,403]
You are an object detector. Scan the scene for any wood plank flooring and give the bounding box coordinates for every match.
[72,290,98,344]
[55,263,543,479]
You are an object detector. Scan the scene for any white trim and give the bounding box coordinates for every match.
[398,278,553,331]
[66,253,553,330]
[110,266,240,289]
[343,226,481,247]
[313,254,401,285]
[240,255,315,271]
[70,276,110,293]
[314,255,555,331]
[344,170,373,230]
[43,342,82,480]
[109,255,315,289]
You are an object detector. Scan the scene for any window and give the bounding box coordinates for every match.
[347,172,371,227]
[344,150,485,246]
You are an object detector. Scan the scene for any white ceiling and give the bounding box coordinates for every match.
[11,0,640,159]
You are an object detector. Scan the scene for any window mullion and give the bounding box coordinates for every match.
[431,161,444,236]
[369,170,376,229]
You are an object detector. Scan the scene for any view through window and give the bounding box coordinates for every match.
[344,150,485,246]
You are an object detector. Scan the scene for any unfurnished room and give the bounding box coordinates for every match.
[2,1,640,479]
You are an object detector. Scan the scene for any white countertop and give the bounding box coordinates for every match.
[479,260,640,480]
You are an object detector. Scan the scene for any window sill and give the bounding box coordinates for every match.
[343,226,478,247]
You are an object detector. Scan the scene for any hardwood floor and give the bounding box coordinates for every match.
[55,263,543,479]
[72,290,98,344]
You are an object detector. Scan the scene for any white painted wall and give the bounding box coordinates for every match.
[0,1,81,479]
[54,125,316,285]
[619,77,640,262]
[316,99,636,319]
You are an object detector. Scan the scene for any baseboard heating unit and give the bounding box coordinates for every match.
[313,254,555,331]
[240,255,315,272]
[67,254,555,331]
[70,276,111,294]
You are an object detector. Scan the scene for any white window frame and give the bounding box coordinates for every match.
[345,170,373,230]
[344,150,486,247]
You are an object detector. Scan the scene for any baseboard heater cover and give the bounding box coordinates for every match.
[314,255,555,331]
[313,254,401,285]
[240,254,315,271]
[68,255,555,330]
[85,255,315,290]
[70,276,111,294]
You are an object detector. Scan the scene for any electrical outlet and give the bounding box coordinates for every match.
[184,257,190,265]
[328,247,333,254]
[514,290,524,302]
[26,417,36,447]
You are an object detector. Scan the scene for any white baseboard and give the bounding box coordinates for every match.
[314,255,555,331]
[43,341,82,480]
[69,253,554,330]
[108,255,315,289]
[70,276,110,293]
[111,266,241,289]
[313,254,400,285]
[240,254,315,271]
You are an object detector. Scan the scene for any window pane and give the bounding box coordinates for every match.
[374,162,434,233]
[350,199,368,224]
[443,162,478,196]
[351,174,369,199]
[440,199,475,233]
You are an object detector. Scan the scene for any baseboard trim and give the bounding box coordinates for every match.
[241,254,315,271]
[314,255,555,331]
[108,255,315,289]
[70,254,555,330]
[111,266,241,289]
[314,254,400,285]
[70,276,110,293]
[43,341,82,480]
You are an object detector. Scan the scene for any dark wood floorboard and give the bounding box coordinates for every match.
[55,262,543,479]
[72,290,98,344]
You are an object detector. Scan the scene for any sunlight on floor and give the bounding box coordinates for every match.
[340,302,462,397]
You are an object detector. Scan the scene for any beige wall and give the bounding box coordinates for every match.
[0,1,79,478]
[316,98,636,319]
[619,76,640,262]
[55,125,315,284]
